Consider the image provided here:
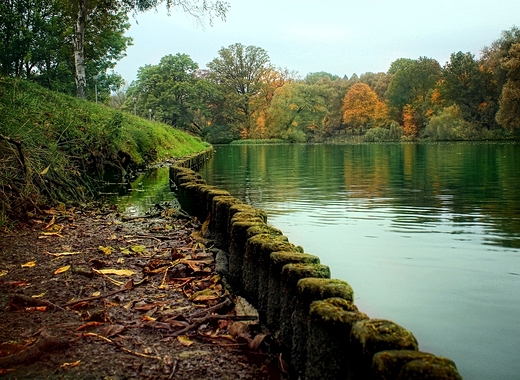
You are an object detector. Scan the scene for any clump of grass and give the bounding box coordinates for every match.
[0,76,207,224]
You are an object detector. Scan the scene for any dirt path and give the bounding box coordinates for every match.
[0,203,280,379]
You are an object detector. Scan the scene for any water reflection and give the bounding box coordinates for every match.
[201,142,520,380]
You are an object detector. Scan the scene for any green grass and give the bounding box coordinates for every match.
[0,76,207,226]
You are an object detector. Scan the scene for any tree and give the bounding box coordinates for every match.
[341,82,388,132]
[496,43,520,131]
[386,57,442,131]
[207,43,272,137]
[71,0,229,99]
[125,53,220,134]
[267,81,331,141]
[439,51,497,129]
[0,0,133,99]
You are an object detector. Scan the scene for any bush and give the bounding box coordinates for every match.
[423,106,478,141]
[202,124,240,144]
[364,121,403,142]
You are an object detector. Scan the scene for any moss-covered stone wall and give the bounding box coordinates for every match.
[169,150,463,380]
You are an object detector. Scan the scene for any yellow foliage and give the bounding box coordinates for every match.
[342,83,387,128]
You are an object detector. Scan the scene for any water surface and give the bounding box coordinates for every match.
[200,143,520,380]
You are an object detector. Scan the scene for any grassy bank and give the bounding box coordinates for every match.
[0,76,208,226]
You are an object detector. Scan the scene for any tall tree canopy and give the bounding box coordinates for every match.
[125,53,220,133]
[342,82,387,131]
[207,43,272,136]
[70,0,229,98]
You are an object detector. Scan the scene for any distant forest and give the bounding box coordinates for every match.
[2,0,519,143]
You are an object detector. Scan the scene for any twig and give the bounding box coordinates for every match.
[82,332,162,360]
[0,134,26,175]
[64,280,133,307]
[0,331,69,367]
[9,294,67,312]
[188,298,231,318]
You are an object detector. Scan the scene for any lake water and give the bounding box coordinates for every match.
[197,143,520,380]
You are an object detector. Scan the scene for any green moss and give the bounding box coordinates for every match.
[351,319,419,356]
[246,223,283,238]
[270,251,320,266]
[309,298,368,324]
[281,263,331,289]
[372,350,461,380]
[229,203,267,223]
[297,278,354,305]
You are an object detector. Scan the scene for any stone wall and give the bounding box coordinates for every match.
[169,148,463,380]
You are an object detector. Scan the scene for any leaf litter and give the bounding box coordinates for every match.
[0,202,284,379]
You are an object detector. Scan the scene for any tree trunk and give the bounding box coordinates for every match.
[73,0,88,99]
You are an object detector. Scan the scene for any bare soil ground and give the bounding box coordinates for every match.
[0,203,283,379]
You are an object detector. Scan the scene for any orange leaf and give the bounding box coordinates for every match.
[76,321,104,331]
[21,261,36,268]
[54,265,71,275]
[60,360,81,368]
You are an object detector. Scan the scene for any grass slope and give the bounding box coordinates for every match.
[0,76,208,226]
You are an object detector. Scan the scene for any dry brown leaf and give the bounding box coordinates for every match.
[100,324,125,338]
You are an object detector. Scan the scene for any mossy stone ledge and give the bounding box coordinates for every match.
[291,279,355,378]
[305,298,369,380]
[278,263,331,351]
[350,319,419,379]
[228,219,267,290]
[372,350,462,380]
[243,233,296,308]
[267,252,321,330]
[177,182,202,216]
[193,184,218,222]
[209,195,242,250]
[228,203,268,230]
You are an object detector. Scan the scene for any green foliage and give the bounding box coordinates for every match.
[201,124,239,144]
[0,76,206,222]
[422,105,479,141]
[364,121,403,142]
[124,53,219,134]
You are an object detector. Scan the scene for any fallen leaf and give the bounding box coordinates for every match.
[31,292,47,298]
[38,232,63,238]
[97,268,135,277]
[0,369,16,375]
[100,324,125,338]
[98,246,113,255]
[21,261,36,268]
[177,335,193,347]
[46,251,83,257]
[54,265,71,275]
[0,342,26,357]
[0,269,8,277]
[76,321,104,331]
[60,360,81,368]
[130,245,147,253]
[25,306,47,312]
[141,315,156,322]
[44,215,55,229]
[91,291,101,297]
[40,165,50,176]
[119,247,132,255]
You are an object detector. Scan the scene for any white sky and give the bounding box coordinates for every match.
[114,0,520,83]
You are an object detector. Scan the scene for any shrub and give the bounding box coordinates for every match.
[423,105,478,141]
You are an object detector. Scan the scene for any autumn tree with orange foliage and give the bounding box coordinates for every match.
[341,82,388,131]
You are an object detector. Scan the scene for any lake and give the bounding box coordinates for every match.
[197,142,520,380]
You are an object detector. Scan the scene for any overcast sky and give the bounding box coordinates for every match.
[113,0,520,84]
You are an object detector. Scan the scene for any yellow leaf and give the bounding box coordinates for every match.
[40,165,50,175]
[119,248,132,255]
[54,265,71,275]
[60,360,81,368]
[0,270,8,277]
[99,246,113,255]
[130,245,147,253]
[141,315,156,322]
[97,268,135,277]
[32,292,47,298]
[177,335,194,347]
[117,258,125,264]
[21,261,36,268]
[46,251,83,257]
[91,291,101,297]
